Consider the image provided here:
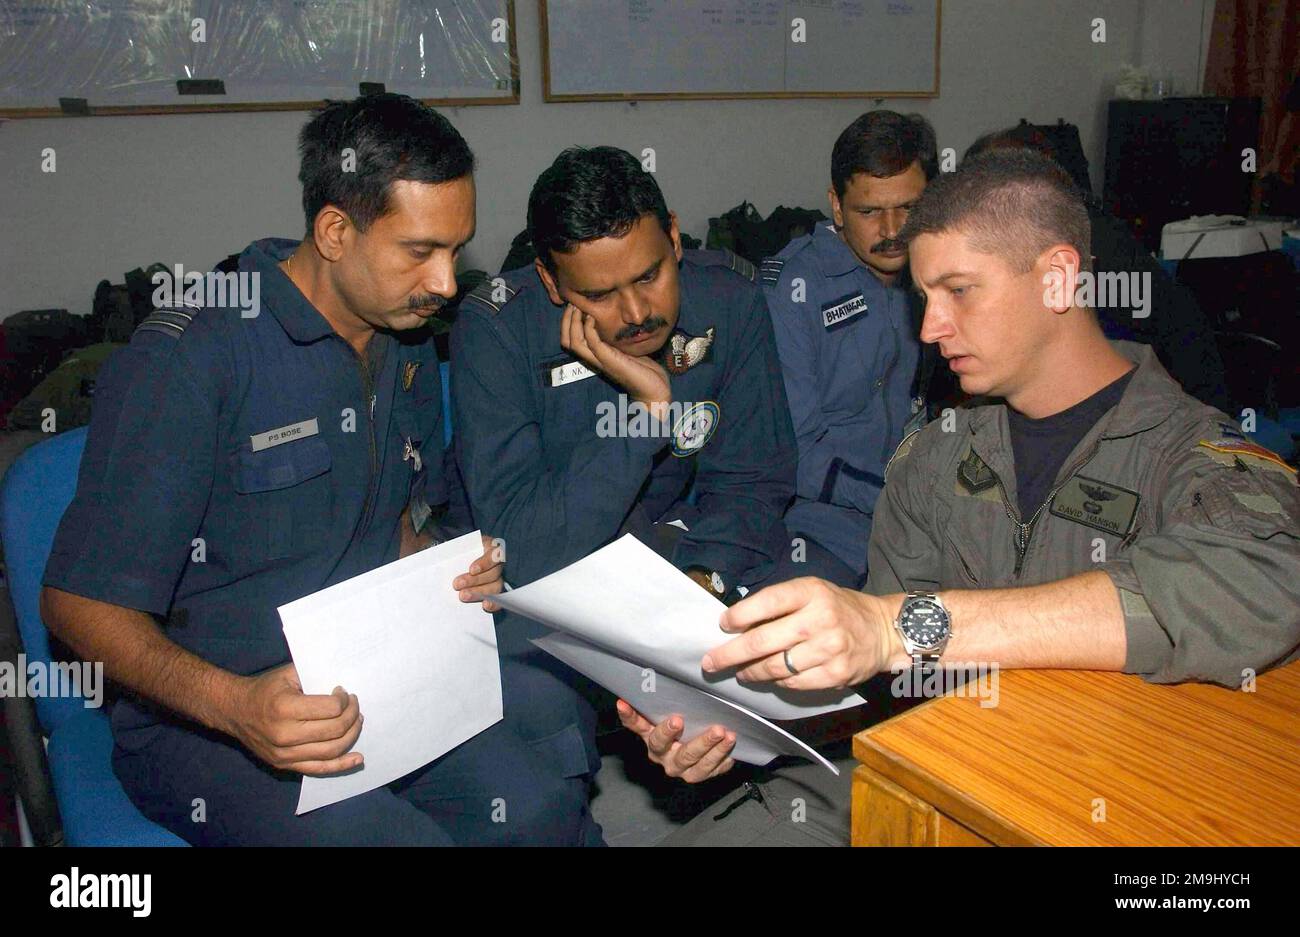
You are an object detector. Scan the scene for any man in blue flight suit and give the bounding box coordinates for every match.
[452,146,797,785]
[39,94,598,846]
[760,110,937,586]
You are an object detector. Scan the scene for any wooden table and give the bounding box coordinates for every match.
[851,662,1300,846]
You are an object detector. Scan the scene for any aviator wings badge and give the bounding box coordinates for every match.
[663,327,715,375]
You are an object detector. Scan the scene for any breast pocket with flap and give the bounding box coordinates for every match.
[232,436,334,561]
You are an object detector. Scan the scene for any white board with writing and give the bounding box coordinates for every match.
[543,0,939,100]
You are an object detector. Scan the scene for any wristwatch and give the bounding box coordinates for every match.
[893,591,952,666]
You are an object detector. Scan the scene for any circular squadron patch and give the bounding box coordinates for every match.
[671,401,720,457]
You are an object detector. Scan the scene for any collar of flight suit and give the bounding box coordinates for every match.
[243,237,340,344]
[963,341,1191,498]
[1093,341,1191,438]
[673,249,762,341]
[967,341,1186,436]
[810,222,872,279]
[674,254,707,336]
[809,221,916,303]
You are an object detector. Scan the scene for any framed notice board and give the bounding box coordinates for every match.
[0,0,519,117]
[541,0,940,102]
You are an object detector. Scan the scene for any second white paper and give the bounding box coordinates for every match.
[533,631,838,773]
[491,534,866,720]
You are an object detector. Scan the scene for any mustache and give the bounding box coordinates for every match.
[872,238,908,254]
[615,315,669,342]
[408,294,446,311]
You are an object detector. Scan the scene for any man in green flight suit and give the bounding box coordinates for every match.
[660,148,1300,847]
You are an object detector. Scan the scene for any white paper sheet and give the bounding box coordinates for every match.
[279,531,503,814]
[490,534,866,720]
[532,632,837,773]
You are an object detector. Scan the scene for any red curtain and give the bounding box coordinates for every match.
[1204,0,1299,190]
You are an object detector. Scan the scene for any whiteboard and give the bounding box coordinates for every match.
[542,0,939,100]
[0,0,518,117]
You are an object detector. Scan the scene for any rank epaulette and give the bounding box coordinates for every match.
[759,257,785,286]
[688,248,757,283]
[462,277,517,315]
[133,302,201,340]
[722,249,757,283]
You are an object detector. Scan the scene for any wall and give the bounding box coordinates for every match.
[0,0,1208,320]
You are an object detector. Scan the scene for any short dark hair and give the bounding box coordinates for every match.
[899,149,1092,274]
[963,123,1060,164]
[297,93,475,234]
[831,110,939,196]
[963,124,1098,199]
[527,146,672,272]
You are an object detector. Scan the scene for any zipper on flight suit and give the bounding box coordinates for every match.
[992,440,1103,577]
[713,780,767,820]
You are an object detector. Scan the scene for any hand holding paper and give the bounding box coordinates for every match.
[279,531,503,814]
[614,701,738,784]
[231,662,364,777]
[451,532,506,610]
[489,535,867,774]
[706,576,907,689]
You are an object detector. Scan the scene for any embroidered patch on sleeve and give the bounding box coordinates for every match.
[1197,440,1296,476]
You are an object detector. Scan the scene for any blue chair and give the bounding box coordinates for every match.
[0,427,185,845]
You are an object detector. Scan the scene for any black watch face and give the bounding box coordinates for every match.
[902,599,948,648]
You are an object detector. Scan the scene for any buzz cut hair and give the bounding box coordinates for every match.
[899,149,1092,275]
